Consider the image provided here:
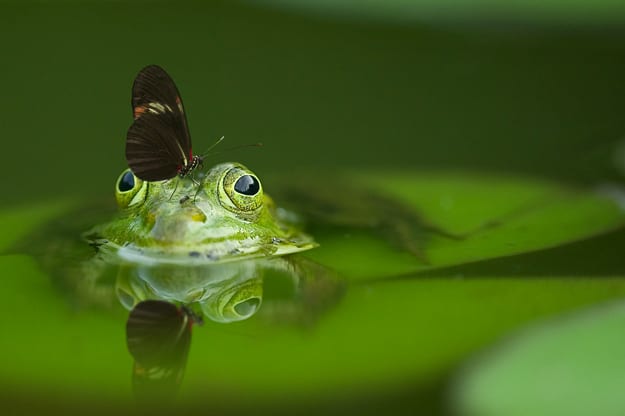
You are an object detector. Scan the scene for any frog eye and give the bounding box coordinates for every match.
[115,169,147,208]
[118,170,135,192]
[234,175,260,196]
[220,166,264,218]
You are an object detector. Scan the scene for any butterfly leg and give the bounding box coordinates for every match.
[192,174,207,202]
[168,178,180,201]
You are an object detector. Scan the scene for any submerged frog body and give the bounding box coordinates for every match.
[86,162,317,265]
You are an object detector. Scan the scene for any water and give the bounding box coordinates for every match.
[2,2,625,415]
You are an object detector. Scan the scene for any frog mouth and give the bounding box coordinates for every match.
[112,234,318,266]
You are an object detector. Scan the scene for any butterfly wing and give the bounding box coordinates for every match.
[126,111,188,181]
[126,65,192,181]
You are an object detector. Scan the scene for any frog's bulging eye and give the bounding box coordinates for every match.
[115,169,147,208]
[220,166,264,218]
[118,171,135,192]
[234,175,260,196]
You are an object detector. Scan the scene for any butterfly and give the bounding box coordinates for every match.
[125,65,203,182]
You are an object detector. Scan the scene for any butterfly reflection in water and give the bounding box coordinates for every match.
[126,300,203,400]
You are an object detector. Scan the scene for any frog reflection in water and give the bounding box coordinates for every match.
[82,162,344,398]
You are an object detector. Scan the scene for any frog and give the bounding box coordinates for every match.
[60,162,344,325]
[86,162,317,266]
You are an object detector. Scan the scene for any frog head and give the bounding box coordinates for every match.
[90,162,316,265]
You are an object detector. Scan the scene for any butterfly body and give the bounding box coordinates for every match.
[178,154,203,178]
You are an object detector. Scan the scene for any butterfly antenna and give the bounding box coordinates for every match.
[199,136,226,158]
[207,142,263,157]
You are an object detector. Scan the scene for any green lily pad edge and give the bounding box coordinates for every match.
[308,170,625,280]
[452,298,625,416]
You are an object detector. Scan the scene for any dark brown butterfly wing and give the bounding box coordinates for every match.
[126,112,188,181]
[126,65,192,181]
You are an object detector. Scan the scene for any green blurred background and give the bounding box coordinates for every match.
[3,0,625,206]
[3,1,625,415]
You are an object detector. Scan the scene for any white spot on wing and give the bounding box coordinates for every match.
[147,102,173,114]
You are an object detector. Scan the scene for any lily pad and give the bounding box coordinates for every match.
[452,298,625,416]
[306,172,625,280]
